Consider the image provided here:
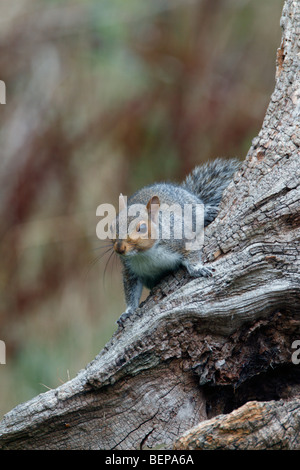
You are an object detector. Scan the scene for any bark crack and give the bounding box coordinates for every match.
[111,411,159,450]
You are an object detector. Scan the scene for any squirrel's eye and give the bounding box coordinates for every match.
[137,222,147,234]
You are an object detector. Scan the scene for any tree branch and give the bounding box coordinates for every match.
[174,399,300,450]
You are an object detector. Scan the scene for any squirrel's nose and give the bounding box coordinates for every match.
[114,241,126,255]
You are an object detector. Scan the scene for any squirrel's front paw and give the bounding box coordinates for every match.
[117,307,134,327]
[188,264,213,278]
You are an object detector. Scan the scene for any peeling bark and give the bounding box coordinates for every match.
[0,0,300,450]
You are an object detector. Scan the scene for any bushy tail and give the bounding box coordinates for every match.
[182,158,240,207]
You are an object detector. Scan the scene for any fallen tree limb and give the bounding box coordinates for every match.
[174,399,300,450]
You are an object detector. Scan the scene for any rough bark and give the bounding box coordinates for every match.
[174,399,300,450]
[0,0,299,450]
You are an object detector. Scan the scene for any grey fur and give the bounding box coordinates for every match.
[182,158,240,207]
[116,158,240,326]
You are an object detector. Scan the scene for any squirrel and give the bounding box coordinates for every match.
[111,158,240,326]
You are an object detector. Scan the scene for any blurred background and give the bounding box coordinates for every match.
[0,0,283,416]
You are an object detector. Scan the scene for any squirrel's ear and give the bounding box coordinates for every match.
[119,193,127,212]
[147,196,160,222]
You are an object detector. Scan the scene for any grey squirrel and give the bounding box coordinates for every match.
[111,158,240,326]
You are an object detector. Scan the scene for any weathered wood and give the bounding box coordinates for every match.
[174,398,300,450]
[0,0,299,450]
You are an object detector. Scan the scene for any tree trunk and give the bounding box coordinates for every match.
[0,0,299,450]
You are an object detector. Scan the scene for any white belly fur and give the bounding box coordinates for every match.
[129,245,182,281]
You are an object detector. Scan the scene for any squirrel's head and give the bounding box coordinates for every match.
[112,195,160,256]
